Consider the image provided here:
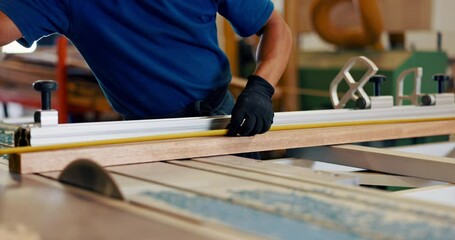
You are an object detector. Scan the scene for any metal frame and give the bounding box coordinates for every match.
[23,104,455,146]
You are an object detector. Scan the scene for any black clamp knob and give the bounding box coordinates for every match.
[369,75,386,97]
[355,97,368,109]
[33,80,58,110]
[356,75,387,109]
[421,94,435,106]
[433,74,450,93]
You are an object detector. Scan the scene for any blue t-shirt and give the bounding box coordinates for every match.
[0,0,274,118]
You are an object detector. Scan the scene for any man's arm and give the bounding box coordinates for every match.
[253,10,292,87]
[0,11,22,46]
[227,10,292,136]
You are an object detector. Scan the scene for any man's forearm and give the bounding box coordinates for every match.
[253,10,292,87]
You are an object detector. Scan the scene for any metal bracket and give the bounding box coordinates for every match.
[330,56,378,109]
[422,93,455,106]
[395,67,423,106]
[396,68,454,106]
[357,96,394,109]
[34,110,59,127]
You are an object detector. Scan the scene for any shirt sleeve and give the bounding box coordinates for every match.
[0,0,70,47]
[218,0,274,37]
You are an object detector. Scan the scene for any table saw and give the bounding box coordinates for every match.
[2,56,455,239]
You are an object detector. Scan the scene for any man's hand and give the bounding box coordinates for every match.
[226,10,290,137]
[227,75,274,136]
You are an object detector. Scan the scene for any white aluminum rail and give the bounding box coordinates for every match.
[28,104,455,146]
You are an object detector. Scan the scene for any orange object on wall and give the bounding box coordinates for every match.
[310,0,384,50]
[56,36,68,123]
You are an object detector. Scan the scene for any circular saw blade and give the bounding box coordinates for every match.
[58,159,124,200]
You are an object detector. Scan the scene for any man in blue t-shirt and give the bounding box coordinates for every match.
[0,0,291,136]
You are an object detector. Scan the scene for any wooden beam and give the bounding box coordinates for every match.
[197,156,448,188]
[193,155,358,185]
[300,144,455,183]
[389,141,455,157]
[333,171,447,188]
[283,0,299,111]
[393,185,455,208]
[9,119,455,174]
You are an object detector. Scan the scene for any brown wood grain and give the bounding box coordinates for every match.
[283,0,300,111]
[9,119,455,174]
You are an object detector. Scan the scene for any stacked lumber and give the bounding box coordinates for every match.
[34,156,455,239]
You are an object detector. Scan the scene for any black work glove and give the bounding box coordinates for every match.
[227,75,275,136]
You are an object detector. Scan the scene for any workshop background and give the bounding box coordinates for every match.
[0,0,454,123]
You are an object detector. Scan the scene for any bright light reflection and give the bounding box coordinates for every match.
[2,41,37,54]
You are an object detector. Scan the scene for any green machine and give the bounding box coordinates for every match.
[299,51,449,110]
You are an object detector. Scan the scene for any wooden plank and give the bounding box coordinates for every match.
[10,119,455,174]
[393,185,455,208]
[43,166,368,239]
[195,155,446,188]
[390,141,455,158]
[39,170,264,240]
[108,161,455,239]
[0,165,243,240]
[266,157,447,188]
[192,155,358,185]
[109,172,367,240]
[283,0,299,111]
[169,158,450,207]
[46,167,368,240]
[335,172,447,188]
[270,157,364,171]
[299,144,455,183]
[39,156,455,238]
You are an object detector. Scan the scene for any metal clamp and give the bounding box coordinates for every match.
[395,67,423,106]
[33,80,59,127]
[422,93,455,106]
[330,56,378,109]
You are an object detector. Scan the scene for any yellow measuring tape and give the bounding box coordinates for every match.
[1,116,454,155]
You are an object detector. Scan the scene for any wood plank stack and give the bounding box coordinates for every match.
[29,156,455,239]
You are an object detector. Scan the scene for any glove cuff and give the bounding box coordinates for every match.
[245,75,275,99]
